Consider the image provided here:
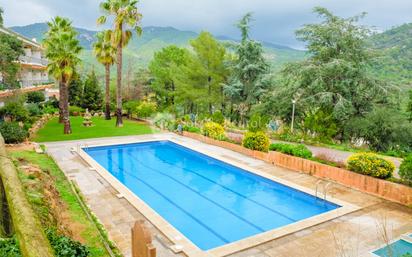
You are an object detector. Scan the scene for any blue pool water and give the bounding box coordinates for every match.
[85,141,340,250]
[373,240,412,257]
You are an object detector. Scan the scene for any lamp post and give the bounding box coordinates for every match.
[291,99,296,133]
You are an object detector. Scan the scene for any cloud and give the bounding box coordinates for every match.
[2,0,412,48]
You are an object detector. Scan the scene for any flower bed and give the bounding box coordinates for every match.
[182,131,412,206]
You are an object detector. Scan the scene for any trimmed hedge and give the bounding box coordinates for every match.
[242,132,270,152]
[347,153,395,179]
[399,154,412,182]
[269,143,312,159]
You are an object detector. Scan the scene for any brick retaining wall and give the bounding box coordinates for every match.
[182,132,412,206]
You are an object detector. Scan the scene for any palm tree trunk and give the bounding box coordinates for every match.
[115,36,123,127]
[105,64,111,120]
[58,81,64,123]
[62,79,71,134]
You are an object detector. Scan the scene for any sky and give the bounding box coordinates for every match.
[2,0,412,49]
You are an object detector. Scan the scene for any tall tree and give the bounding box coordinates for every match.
[97,0,143,127]
[44,17,82,134]
[224,13,270,124]
[149,45,189,109]
[269,7,391,132]
[82,71,103,111]
[93,30,116,119]
[0,33,23,89]
[174,32,229,114]
[68,72,83,106]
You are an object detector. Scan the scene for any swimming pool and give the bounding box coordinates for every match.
[373,239,412,257]
[84,140,340,251]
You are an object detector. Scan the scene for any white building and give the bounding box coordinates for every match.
[0,26,55,105]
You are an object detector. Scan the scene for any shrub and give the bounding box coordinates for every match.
[0,122,28,143]
[183,125,201,134]
[69,106,84,116]
[123,100,140,117]
[26,91,45,103]
[203,122,225,140]
[399,154,412,182]
[0,237,21,257]
[0,101,29,122]
[243,132,270,152]
[136,101,157,118]
[269,143,312,159]
[247,114,269,132]
[46,229,89,257]
[41,105,59,115]
[153,112,175,131]
[347,153,395,179]
[211,111,224,125]
[26,103,43,116]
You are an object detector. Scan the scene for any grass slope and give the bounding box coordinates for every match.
[34,116,155,142]
[10,150,113,257]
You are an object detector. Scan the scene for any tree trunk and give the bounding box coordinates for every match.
[116,30,123,127]
[58,81,64,123]
[62,79,71,134]
[105,64,111,120]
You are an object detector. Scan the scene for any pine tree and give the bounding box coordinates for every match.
[81,71,103,111]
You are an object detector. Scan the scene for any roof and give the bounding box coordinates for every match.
[0,84,53,99]
[0,26,43,49]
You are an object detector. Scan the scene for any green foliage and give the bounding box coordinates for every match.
[211,111,225,125]
[0,237,21,257]
[0,122,28,143]
[68,106,84,116]
[183,125,201,134]
[224,14,271,123]
[203,122,225,140]
[153,112,175,131]
[399,154,412,182]
[0,31,24,89]
[347,153,395,179]
[268,7,390,132]
[247,114,269,132]
[303,109,338,140]
[68,74,83,107]
[26,91,46,103]
[82,71,103,111]
[269,143,312,159]
[173,32,229,114]
[136,101,157,118]
[26,103,43,117]
[0,101,29,122]
[123,100,140,117]
[345,107,412,152]
[46,229,89,257]
[242,131,270,152]
[408,89,412,122]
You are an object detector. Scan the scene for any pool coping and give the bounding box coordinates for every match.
[77,134,361,257]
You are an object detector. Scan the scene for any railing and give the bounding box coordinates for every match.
[18,55,48,66]
[20,79,54,88]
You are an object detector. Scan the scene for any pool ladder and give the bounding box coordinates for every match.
[315,180,332,201]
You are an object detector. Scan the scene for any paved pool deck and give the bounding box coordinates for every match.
[44,133,412,257]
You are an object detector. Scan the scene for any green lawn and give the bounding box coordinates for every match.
[34,116,155,142]
[10,150,119,257]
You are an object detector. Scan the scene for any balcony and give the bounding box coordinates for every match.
[20,79,54,88]
[18,56,48,66]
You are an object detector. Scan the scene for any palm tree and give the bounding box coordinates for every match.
[97,0,142,127]
[93,31,116,120]
[43,17,82,134]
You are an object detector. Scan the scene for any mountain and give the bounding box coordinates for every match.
[9,23,306,73]
[369,23,412,87]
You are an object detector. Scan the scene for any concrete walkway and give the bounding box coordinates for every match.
[44,134,412,257]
